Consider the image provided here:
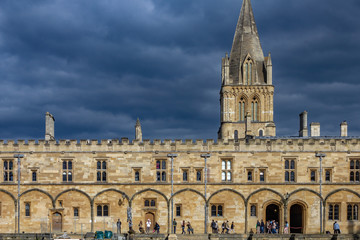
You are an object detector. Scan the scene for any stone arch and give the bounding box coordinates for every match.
[324,188,360,202]
[288,200,307,233]
[93,189,130,202]
[288,188,323,202]
[246,188,285,203]
[54,188,92,204]
[130,188,168,206]
[0,189,16,204]
[20,188,55,207]
[171,188,205,202]
[207,188,245,204]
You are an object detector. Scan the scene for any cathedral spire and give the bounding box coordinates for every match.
[229,0,265,84]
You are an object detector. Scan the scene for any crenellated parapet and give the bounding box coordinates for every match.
[0,137,359,153]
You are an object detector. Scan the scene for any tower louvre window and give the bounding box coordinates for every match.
[243,59,253,85]
[251,98,259,121]
[239,99,245,121]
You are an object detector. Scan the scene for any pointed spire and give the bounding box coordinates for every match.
[136,118,141,127]
[229,0,265,84]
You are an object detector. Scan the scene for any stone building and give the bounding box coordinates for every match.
[0,0,359,235]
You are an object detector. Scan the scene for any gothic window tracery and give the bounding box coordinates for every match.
[251,97,259,121]
[243,57,253,85]
[239,97,246,121]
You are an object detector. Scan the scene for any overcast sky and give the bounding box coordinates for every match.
[0,0,359,140]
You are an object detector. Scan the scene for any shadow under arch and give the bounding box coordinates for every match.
[207,188,245,204]
[54,188,92,204]
[288,188,323,202]
[287,199,309,209]
[246,188,285,203]
[324,188,360,202]
[20,188,55,207]
[0,189,17,205]
[170,188,205,202]
[130,188,169,207]
[93,189,130,203]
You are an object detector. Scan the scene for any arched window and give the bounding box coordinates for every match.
[285,160,289,169]
[234,130,238,142]
[144,200,150,207]
[239,99,245,121]
[259,130,264,136]
[350,160,354,169]
[290,160,295,169]
[102,172,107,182]
[63,172,67,182]
[97,171,101,181]
[162,172,166,181]
[290,171,295,182]
[68,171,72,181]
[350,172,354,181]
[68,161,72,170]
[356,160,360,169]
[102,161,106,170]
[243,57,253,85]
[251,97,258,121]
[151,200,156,207]
[285,171,289,182]
[97,161,101,169]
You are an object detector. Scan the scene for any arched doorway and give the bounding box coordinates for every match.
[290,204,304,233]
[145,212,155,232]
[266,204,280,223]
[52,212,62,232]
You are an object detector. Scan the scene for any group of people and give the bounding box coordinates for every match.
[211,220,235,234]
[254,219,281,234]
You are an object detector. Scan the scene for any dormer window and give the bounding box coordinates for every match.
[243,56,253,85]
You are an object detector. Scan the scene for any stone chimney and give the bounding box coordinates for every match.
[266,52,273,85]
[310,122,320,137]
[45,112,55,140]
[340,121,348,137]
[135,118,142,142]
[299,111,308,137]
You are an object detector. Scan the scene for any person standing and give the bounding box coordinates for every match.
[256,220,260,234]
[154,222,160,234]
[173,219,177,234]
[284,221,289,234]
[181,220,186,234]
[187,221,194,234]
[260,219,264,233]
[230,221,235,233]
[116,219,122,235]
[146,219,151,234]
[333,221,340,234]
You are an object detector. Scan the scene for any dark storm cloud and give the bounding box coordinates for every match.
[0,0,359,140]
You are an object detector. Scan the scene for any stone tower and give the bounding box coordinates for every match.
[218,0,276,140]
[135,118,142,142]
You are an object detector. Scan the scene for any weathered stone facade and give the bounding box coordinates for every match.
[0,0,359,236]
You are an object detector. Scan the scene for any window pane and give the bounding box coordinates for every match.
[63,161,67,170]
[68,172,72,182]
[356,160,360,169]
[350,172,354,181]
[102,172,107,181]
[227,172,232,181]
[162,172,166,181]
[97,171,101,181]
[97,161,101,169]
[68,161,72,170]
[348,204,353,220]
[144,200,149,206]
[290,160,295,169]
[102,161,106,170]
[25,203,30,216]
[135,171,140,181]
[74,208,79,217]
[311,171,316,182]
[326,171,330,182]
[251,205,256,216]
[227,161,231,170]
[354,205,358,220]
[285,160,289,169]
[197,171,202,181]
[211,205,216,217]
[32,172,37,182]
[218,205,223,217]
[222,161,226,170]
[162,160,166,169]
[260,171,264,182]
[334,205,339,220]
[350,160,354,169]
[156,161,160,169]
[156,172,160,181]
[222,172,226,181]
[9,161,13,170]
[103,205,109,216]
[328,205,333,220]
[4,172,8,181]
[151,200,156,207]
[247,171,252,181]
[356,172,360,182]
[4,161,8,170]
[9,172,13,181]
[291,171,295,182]
[63,172,67,182]
[97,206,102,216]
[176,205,181,217]
[183,171,188,181]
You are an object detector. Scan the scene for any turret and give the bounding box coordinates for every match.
[135,118,142,142]
[45,112,55,141]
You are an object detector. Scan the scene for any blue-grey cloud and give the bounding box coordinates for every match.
[0,0,359,140]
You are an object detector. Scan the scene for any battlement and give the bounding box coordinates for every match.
[0,137,359,153]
